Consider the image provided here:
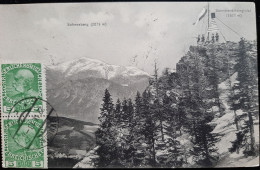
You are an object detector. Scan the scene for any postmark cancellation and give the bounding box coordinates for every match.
[1,63,46,114]
[1,63,48,168]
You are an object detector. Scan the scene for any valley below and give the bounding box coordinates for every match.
[47,117,98,168]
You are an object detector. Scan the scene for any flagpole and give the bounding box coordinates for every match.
[208,2,209,28]
[207,2,210,40]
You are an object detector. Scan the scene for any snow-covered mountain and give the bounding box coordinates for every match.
[46,57,150,123]
[50,57,150,81]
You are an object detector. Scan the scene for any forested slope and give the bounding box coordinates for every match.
[75,38,259,168]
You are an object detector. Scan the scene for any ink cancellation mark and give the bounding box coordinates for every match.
[3,118,45,168]
[8,97,59,149]
[1,63,44,114]
[0,63,51,168]
[2,97,59,168]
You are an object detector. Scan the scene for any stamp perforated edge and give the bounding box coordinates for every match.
[0,60,48,168]
[0,61,47,116]
[1,117,48,168]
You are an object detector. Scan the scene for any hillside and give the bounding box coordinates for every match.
[213,72,259,167]
[153,40,258,167]
[75,40,258,168]
[46,57,150,123]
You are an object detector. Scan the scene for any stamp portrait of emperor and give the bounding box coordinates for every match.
[1,63,43,113]
[12,69,39,99]
[4,119,45,168]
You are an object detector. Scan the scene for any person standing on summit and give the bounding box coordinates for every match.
[212,33,215,43]
[216,33,219,42]
[197,35,201,44]
[201,34,205,43]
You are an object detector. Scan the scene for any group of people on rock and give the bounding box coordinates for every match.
[197,32,219,44]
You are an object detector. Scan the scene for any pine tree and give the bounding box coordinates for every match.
[229,38,258,156]
[123,99,136,167]
[161,92,185,168]
[114,98,122,126]
[95,89,119,167]
[113,98,128,166]
[206,47,222,116]
[152,61,166,142]
[133,91,147,167]
[185,52,219,166]
[226,48,241,132]
[113,98,125,166]
[121,98,129,126]
[225,47,241,154]
[141,90,158,167]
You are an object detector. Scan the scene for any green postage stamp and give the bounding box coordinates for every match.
[1,63,46,114]
[2,119,46,168]
[1,63,47,168]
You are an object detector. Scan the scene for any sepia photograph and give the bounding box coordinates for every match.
[0,1,259,168]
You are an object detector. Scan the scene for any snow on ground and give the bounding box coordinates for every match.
[214,72,259,166]
[73,147,99,168]
[217,153,259,167]
[244,157,259,167]
[73,72,259,168]
[213,73,238,154]
[254,124,259,144]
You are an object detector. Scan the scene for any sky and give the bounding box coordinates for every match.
[0,2,256,74]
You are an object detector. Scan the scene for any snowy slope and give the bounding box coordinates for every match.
[74,71,259,168]
[73,146,99,168]
[211,72,238,154]
[212,72,259,167]
[50,57,150,79]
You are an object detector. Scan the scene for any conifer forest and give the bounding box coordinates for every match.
[92,39,259,168]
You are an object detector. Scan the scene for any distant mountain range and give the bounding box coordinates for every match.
[46,57,150,123]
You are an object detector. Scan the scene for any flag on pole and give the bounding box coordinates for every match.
[193,7,207,26]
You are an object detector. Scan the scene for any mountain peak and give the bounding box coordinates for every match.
[75,57,106,65]
[46,57,150,123]
[50,57,150,80]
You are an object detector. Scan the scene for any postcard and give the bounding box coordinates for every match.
[0,2,258,168]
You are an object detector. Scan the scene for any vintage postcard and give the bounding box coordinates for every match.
[0,2,259,168]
